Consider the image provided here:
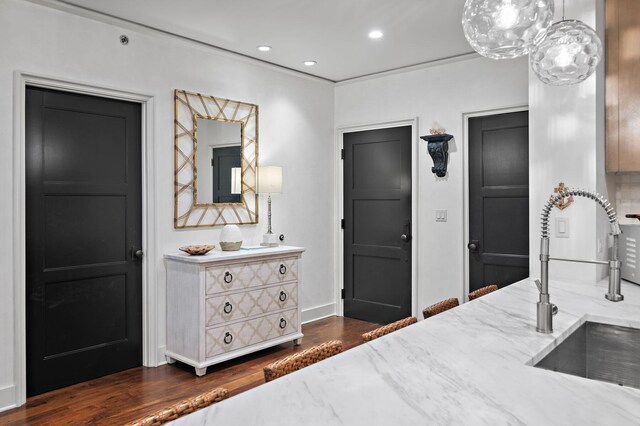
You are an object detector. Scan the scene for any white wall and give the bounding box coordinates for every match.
[0,0,334,409]
[595,0,613,277]
[528,0,610,283]
[335,56,529,312]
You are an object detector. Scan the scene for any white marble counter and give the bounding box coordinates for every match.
[171,278,640,425]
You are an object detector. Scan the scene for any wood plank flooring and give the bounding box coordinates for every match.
[0,316,378,425]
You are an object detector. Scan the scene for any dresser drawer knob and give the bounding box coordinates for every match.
[279,318,287,329]
[279,264,287,275]
[223,332,233,344]
[223,301,233,314]
[223,272,233,284]
[279,291,287,302]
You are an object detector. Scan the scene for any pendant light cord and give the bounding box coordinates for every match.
[562,0,565,21]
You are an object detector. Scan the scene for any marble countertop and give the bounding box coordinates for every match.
[171,278,640,425]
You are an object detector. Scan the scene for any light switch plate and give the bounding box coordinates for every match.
[435,210,447,222]
[555,217,569,238]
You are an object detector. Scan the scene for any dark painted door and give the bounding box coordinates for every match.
[212,146,241,203]
[26,87,143,396]
[468,111,529,294]
[343,126,412,324]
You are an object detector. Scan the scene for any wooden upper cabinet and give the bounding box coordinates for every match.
[607,0,640,172]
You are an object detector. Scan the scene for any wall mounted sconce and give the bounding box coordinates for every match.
[420,130,453,178]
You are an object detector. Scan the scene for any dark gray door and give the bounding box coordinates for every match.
[343,126,412,324]
[212,146,241,203]
[468,111,529,293]
[26,87,143,396]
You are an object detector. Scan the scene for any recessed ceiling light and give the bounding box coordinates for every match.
[303,60,317,66]
[368,30,384,39]
[257,45,272,52]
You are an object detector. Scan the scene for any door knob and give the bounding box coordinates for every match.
[134,249,144,259]
[401,220,412,242]
[467,240,479,252]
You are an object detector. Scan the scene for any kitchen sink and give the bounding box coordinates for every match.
[534,322,640,390]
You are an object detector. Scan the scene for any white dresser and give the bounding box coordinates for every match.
[164,246,305,376]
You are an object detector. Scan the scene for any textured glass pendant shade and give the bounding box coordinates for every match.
[462,0,555,59]
[530,20,602,85]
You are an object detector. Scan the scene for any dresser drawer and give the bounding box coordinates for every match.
[206,308,298,358]
[205,282,298,327]
[205,256,298,295]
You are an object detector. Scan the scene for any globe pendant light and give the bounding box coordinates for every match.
[462,0,555,60]
[530,1,602,85]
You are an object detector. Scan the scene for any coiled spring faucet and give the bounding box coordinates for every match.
[536,188,623,334]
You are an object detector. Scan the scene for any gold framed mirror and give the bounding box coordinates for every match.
[174,89,258,228]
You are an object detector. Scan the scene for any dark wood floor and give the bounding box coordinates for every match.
[0,316,378,425]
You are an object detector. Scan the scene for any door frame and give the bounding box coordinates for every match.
[12,71,157,407]
[462,105,528,302]
[335,118,419,319]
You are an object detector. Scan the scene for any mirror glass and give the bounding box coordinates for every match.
[195,118,242,204]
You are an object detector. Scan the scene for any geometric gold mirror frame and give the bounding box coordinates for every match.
[174,89,259,228]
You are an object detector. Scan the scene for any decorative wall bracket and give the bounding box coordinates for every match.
[553,182,574,210]
[420,132,453,178]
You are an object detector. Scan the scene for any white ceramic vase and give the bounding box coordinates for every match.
[220,224,242,251]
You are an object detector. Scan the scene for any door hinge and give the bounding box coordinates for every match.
[341,288,345,299]
[341,149,345,160]
[341,218,345,229]
[211,158,214,166]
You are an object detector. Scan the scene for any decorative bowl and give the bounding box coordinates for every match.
[179,245,215,256]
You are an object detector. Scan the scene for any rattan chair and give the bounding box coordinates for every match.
[422,297,460,319]
[468,284,498,301]
[126,387,229,426]
[263,340,343,382]
[361,317,417,342]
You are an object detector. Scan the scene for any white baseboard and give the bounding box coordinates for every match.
[157,345,167,366]
[302,303,336,324]
[0,385,17,412]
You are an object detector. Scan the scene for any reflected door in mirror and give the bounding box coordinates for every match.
[212,146,241,203]
[195,118,242,205]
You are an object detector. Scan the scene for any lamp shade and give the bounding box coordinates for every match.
[231,167,242,194]
[257,166,282,194]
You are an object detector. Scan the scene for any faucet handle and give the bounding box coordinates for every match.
[535,279,542,293]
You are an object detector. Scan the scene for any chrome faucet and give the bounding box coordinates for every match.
[536,188,623,334]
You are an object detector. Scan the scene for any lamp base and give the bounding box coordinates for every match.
[260,233,280,247]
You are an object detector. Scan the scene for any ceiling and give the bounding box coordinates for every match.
[56,0,473,82]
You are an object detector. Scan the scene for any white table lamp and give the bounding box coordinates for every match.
[258,166,282,246]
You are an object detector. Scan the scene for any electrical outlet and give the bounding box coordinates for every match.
[435,210,447,222]
[555,217,569,238]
